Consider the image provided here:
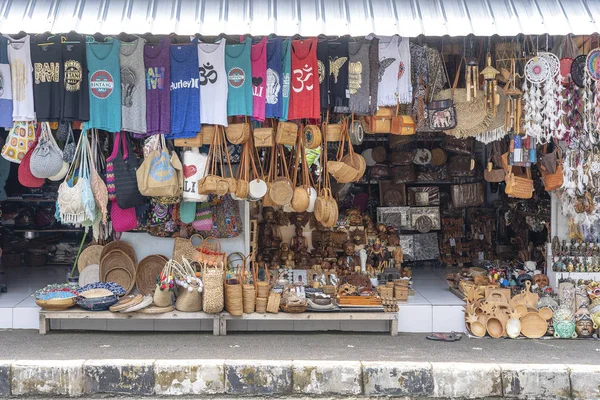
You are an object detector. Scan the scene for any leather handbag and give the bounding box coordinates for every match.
[540,144,564,191]
[112,132,146,209]
[390,103,416,136]
[451,183,484,208]
[365,107,393,133]
[484,141,506,183]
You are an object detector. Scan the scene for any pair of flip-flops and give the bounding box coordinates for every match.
[426,332,462,342]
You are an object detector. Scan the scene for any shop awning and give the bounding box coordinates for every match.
[0,0,598,37]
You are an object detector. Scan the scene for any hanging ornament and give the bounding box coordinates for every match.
[480,53,500,116]
[539,52,560,77]
[525,56,551,84]
[571,54,587,88]
[586,48,600,81]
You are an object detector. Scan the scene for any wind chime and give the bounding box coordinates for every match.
[480,53,500,115]
[465,36,479,102]
[504,58,523,134]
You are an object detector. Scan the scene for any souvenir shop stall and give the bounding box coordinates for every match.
[0,1,598,335]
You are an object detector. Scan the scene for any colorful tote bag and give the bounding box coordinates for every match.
[2,121,36,164]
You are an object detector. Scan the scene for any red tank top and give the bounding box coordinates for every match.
[288,38,320,120]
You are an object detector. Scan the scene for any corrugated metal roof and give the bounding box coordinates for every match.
[0,0,597,37]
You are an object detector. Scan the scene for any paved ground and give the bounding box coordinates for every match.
[1,330,600,364]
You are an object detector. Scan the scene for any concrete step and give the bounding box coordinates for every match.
[1,359,598,399]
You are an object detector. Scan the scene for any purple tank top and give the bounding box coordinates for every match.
[144,38,171,135]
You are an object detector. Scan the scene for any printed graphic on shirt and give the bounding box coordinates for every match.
[64,60,82,92]
[170,78,199,90]
[282,72,290,99]
[348,61,362,95]
[252,76,263,97]
[292,64,314,93]
[34,62,60,84]
[199,62,218,85]
[378,58,395,82]
[146,67,165,90]
[121,67,136,108]
[228,67,245,88]
[329,56,348,84]
[318,60,326,84]
[398,61,405,79]
[149,154,174,182]
[11,59,27,101]
[90,70,114,99]
[266,69,280,105]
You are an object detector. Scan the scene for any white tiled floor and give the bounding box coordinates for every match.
[0,265,465,333]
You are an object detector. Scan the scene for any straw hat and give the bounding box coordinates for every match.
[435,88,493,138]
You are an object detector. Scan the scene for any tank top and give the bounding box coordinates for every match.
[6,35,35,121]
[317,41,329,110]
[377,36,401,107]
[289,38,320,121]
[397,36,412,104]
[328,40,349,113]
[170,43,200,139]
[280,38,292,121]
[265,37,282,119]
[225,38,252,117]
[144,38,171,135]
[87,39,122,132]
[0,37,13,127]
[251,37,267,122]
[61,32,89,121]
[368,38,380,114]
[198,39,228,126]
[30,35,62,122]
[120,38,147,134]
[348,41,370,115]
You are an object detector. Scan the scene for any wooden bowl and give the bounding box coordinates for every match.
[520,312,547,338]
[538,307,553,321]
[486,317,504,338]
[470,321,486,337]
[35,297,77,311]
[470,267,487,277]
[514,304,528,318]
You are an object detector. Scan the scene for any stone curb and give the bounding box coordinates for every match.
[0,359,597,398]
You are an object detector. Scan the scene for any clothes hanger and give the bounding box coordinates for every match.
[61,30,83,45]
[117,32,140,44]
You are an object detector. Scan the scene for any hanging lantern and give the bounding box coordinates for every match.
[480,53,501,115]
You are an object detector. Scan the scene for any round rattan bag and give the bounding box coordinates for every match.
[341,153,366,182]
[303,125,322,149]
[291,187,310,212]
[269,179,294,206]
[235,179,249,199]
[314,189,332,222]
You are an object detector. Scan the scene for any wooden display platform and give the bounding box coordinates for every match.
[39,309,221,336]
[220,312,399,336]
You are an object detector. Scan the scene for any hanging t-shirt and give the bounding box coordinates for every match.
[6,35,35,121]
[377,35,401,107]
[289,38,320,120]
[328,39,349,113]
[198,39,228,126]
[280,38,291,121]
[30,35,63,122]
[396,36,412,104]
[87,39,122,132]
[251,37,267,122]
[265,37,282,119]
[120,38,147,134]
[144,38,170,135]
[61,32,89,121]
[368,38,380,114]
[170,43,200,139]
[225,38,252,117]
[0,37,13,127]
[348,41,370,115]
[317,41,329,110]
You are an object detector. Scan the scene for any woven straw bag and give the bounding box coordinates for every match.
[290,138,311,212]
[226,122,250,144]
[254,127,274,147]
[153,261,175,307]
[326,124,343,142]
[266,292,281,313]
[268,145,293,206]
[172,234,203,264]
[540,145,564,192]
[253,260,271,299]
[195,236,227,265]
[505,165,533,199]
[202,262,224,313]
[174,258,203,312]
[201,125,215,145]
[276,121,298,145]
[224,270,243,316]
[198,126,230,195]
[303,125,322,149]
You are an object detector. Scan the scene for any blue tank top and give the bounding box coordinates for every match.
[265,38,283,119]
[225,38,252,117]
[86,39,121,133]
[280,38,292,121]
[170,43,200,139]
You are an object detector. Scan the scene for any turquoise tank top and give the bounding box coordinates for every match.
[280,38,292,121]
[86,39,122,133]
[225,38,252,117]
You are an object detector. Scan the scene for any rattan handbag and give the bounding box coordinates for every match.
[198,126,229,195]
[540,144,564,191]
[268,145,294,206]
[290,137,311,212]
[254,127,274,147]
[276,121,298,145]
[505,164,534,199]
[226,122,250,144]
[202,261,224,313]
[195,236,227,265]
[303,125,322,149]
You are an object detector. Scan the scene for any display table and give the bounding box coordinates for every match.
[220,311,399,336]
[38,309,221,335]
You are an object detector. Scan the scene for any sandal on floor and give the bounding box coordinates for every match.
[426,332,462,342]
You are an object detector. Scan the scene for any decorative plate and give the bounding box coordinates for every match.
[539,52,560,77]
[586,48,600,81]
[525,56,551,84]
[414,215,433,233]
[571,54,587,87]
[413,149,432,165]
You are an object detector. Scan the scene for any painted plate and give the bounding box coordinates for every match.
[586,48,600,81]
[525,56,551,84]
[571,54,587,87]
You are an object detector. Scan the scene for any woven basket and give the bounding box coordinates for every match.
[78,244,104,273]
[291,187,310,212]
[255,297,267,313]
[254,127,274,147]
[235,179,249,199]
[202,263,224,313]
[104,267,133,293]
[242,284,256,314]
[136,255,168,296]
[269,179,293,206]
[100,249,136,295]
[326,124,343,142]
[153,284,172,307]
[303,125,322,149]
[340,153,366,183]
[225,281,243,316]
[329,161,358,183]
[137,305,174,314]
[100,240,137,266]
[172,235,202,265]
[175,285,203,312]
[276,122,298,145]
[505,166,533,199]
[542,163,564,191]
[266,292,281,313]
[226,123,250,144]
